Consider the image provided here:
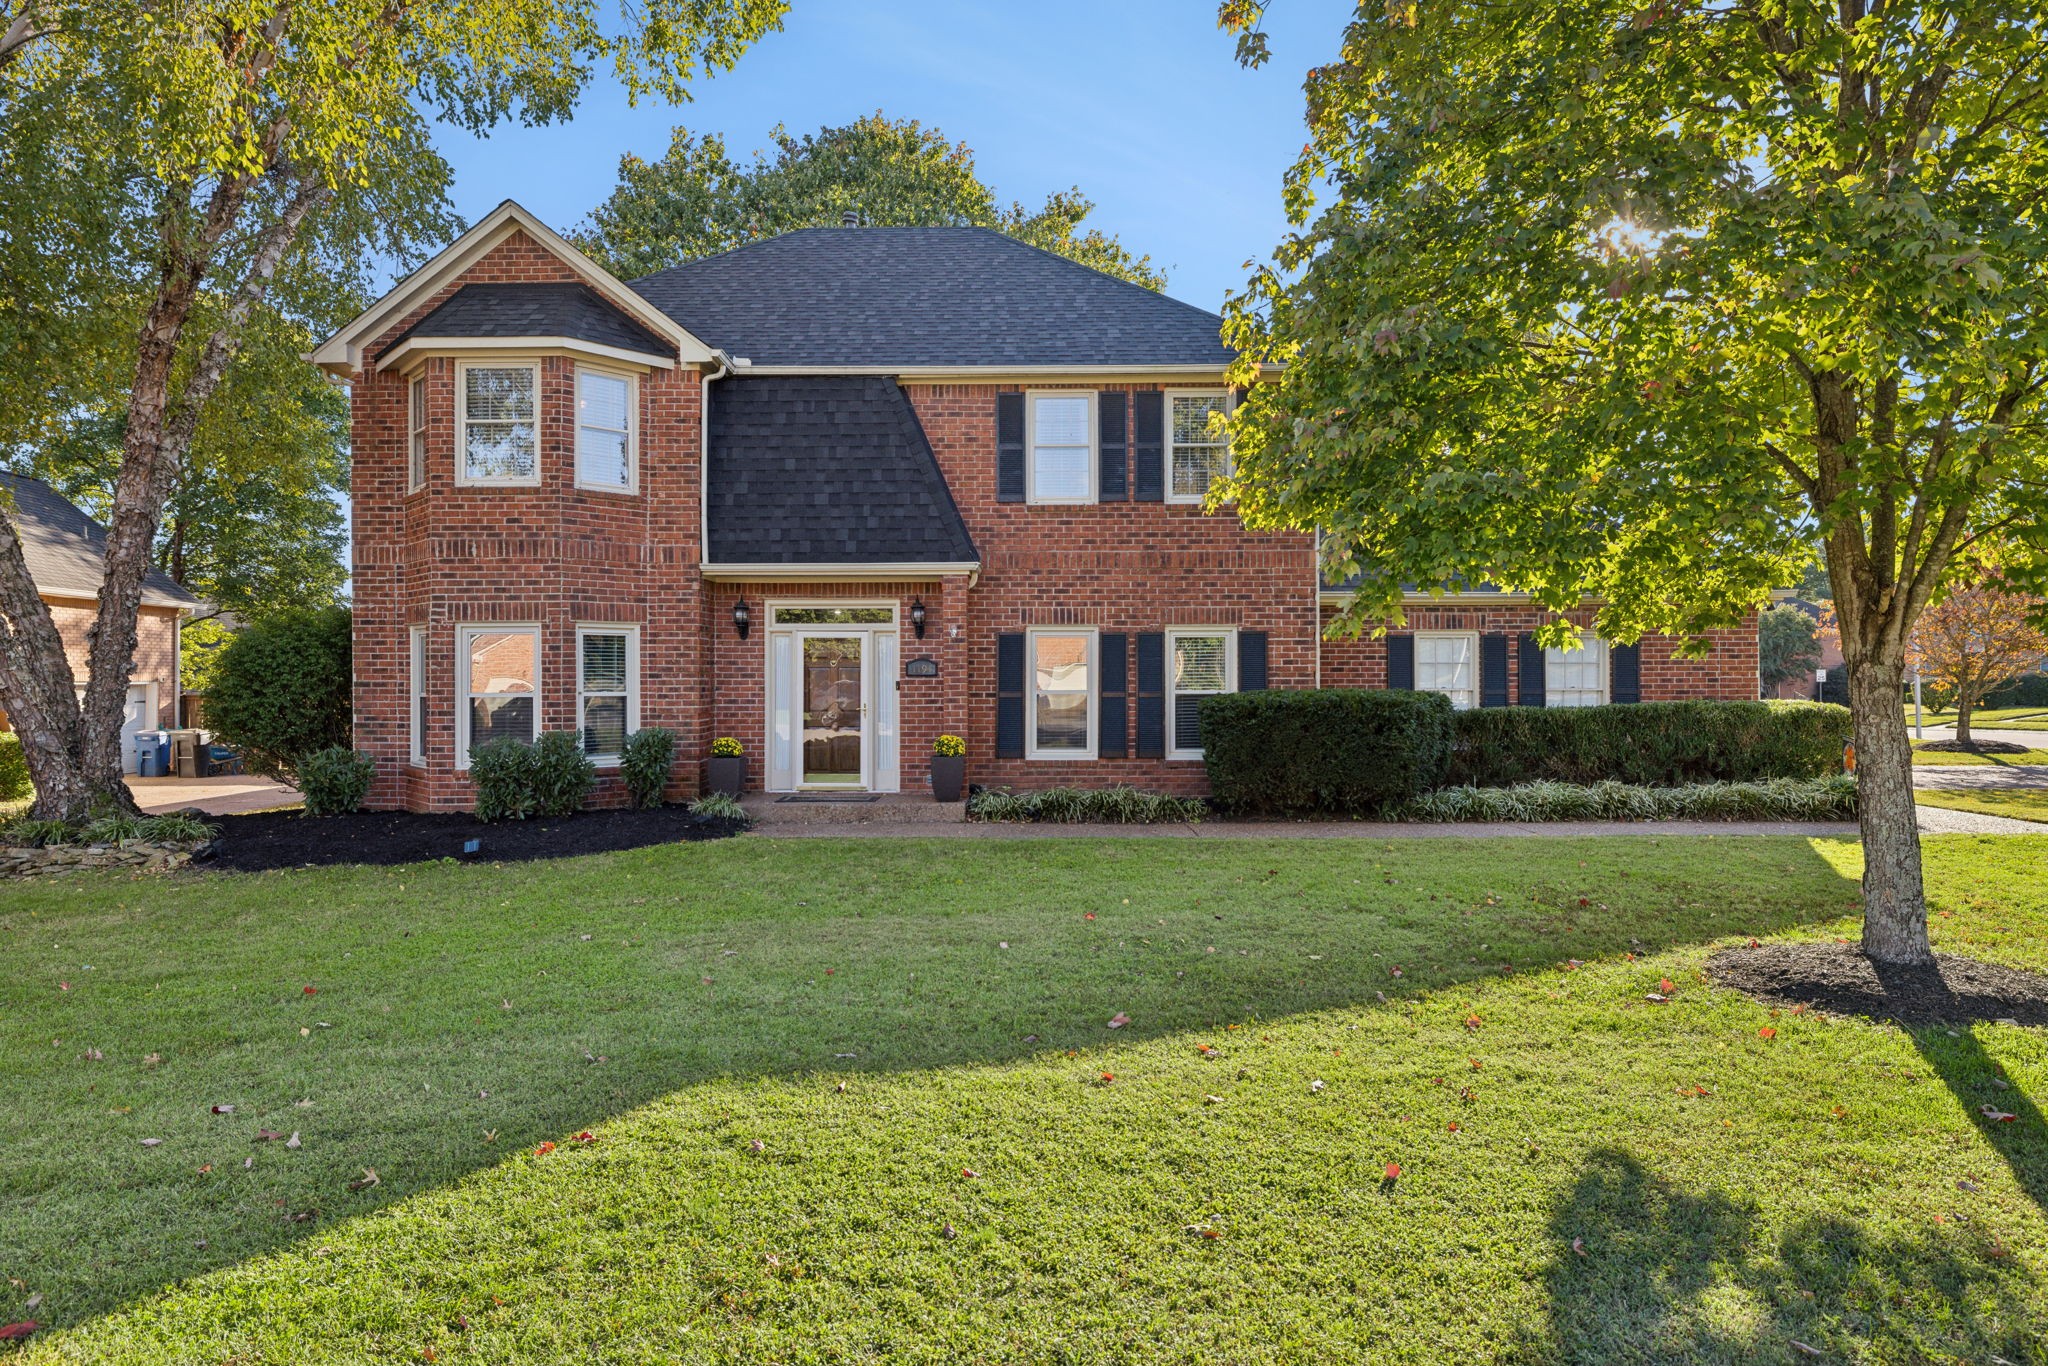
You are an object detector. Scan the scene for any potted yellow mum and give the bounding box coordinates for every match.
[930,734,966,802]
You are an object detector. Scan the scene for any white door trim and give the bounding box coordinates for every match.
[763,608,903,793]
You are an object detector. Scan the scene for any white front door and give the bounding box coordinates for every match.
[764,604,902,793]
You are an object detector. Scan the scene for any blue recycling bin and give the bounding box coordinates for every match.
[132,732,160,777]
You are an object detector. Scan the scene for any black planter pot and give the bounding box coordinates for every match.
[706,754,746,799]
[930,754,965,802]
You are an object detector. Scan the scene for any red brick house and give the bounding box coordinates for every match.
[313,201,1759,812]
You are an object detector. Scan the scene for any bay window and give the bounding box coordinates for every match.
[575,368,635,492]
[456,625,540,765]
[457,362,539,485]
[577,625,638,762]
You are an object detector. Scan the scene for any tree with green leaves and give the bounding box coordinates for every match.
[575,112,1166,289]
[1758,605,1825,694]
[0,0,784,822]
[1219,1,2048,965]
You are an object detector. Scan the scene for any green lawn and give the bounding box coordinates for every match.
[1904,705,2048,730]
[4,836,2047,1363]
[1912,745,2048,766]
[1916,789,2048,825]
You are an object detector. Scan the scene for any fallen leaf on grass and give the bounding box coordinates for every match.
[1659,978,1675,995]
[1107,1012,1130,1029]
[198,1163,212,1174]
[1790,1342,1821,1358]
[140,1138,163,1148]
[941,1224,958,1240]
[1645,993,1669,1003]
[573,1131,595,1144]
[287,1209,317,1223]
[22,1294,41,1312]
[82,1049,102,1061]
[302,985,317,996]
[1470,1058,1483,1071]
[349,1168,380,1191]
[1758,1027,1777,1039]
[534,1142,556,1156]
[243,1157,253,1170]
[285,1131,301,1149]
[1383,1162,1401,1182]
[0,1322,37,1341]
[1464,1014,1482,1030]
[749,1139,764,1152]
[1098,1072,1115,1085]
[1980,1106,2018,1123]
[1203,1094,1223,1105]
[1571,1238,1587,1256]
[961,1168,980,1179]
[211,1104,235,1114]
[1447,1121,1460,1132]
[1309,1079,1326,1094]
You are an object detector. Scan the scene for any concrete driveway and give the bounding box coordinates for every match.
[127,774,300,816]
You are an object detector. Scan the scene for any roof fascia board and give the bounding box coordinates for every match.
[311,200,715,374]
[1316,590,1612,608]
[730,363,1261,382]
[378,337,678,373]
[701,561,981,584]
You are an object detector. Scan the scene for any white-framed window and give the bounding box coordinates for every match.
[455,625,540,767]
[1027,627,1097,759]
[1545,637,1609,708]
[1166,391,1232,504]
[1416,631,1478,710]
[576,624,639,763]
[456,361,540,485]
[1168,627,1237,759]
[408,627,427,766]
[408,374,428,492]
[574,367,636,493]
[1026,391,1095,504]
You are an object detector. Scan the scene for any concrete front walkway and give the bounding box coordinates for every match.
[1910,724,2047,749]
[1913,764,2048,790]
[127,774,300,816]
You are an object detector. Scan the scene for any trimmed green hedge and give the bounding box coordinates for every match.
[1393,776,1857,823]
[1200,689,1454,816]
[0,732,29,802]
[1447,700,1851,788]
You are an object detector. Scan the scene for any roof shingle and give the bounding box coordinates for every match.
[0,472,202,608]
[706,377,978,566]
[630,227,1233,368]
[386,282,672,360]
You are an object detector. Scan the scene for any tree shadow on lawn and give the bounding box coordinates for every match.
[1534,1148,2040,1362]
[0,835,1874,1331]
[1908,1025,2048,1214]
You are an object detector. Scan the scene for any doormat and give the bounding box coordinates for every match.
[776,793,880,804]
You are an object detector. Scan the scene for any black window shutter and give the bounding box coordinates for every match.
[996,393,1026,503]
[1480,633,1510,707]
[996,633,1026,756]
[1238,631,1268,691]
[1518,633,1547,706]
[1099,633,1128,758]
[1610,642,1642,704]
[1135,632,1166,757]
[1132,391,1164,502]
[1097,392,1128,502]
[1385,633,1415,690]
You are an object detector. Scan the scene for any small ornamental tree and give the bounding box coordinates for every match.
[1219,0,2048,966]
[1907,579,2048,745]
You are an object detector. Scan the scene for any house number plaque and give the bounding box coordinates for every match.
[904,657,939,678]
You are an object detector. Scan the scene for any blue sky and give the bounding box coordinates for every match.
[430,0,1357,314]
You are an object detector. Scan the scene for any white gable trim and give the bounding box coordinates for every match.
[309,200,715,376]
[377,337,676,373]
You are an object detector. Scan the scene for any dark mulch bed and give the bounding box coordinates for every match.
[1708,941,2048,1026]
[194,804,744,873]
[1916,739,2033,754]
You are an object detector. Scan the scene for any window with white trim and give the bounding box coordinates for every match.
[1416,632,1478,710]
[576,625,638,761]
[1027,392,1095,503]
[456,625,540,765]
[408,375,428,492]
[457,362,539,485]
[1028,628,1096,758]
[1544,637,1609,708]
[1168,628,1237,759]
[1166,392,1231,503]
[575,368,635,492]
[408,627,427,766]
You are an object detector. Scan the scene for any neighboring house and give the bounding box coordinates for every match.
[313,201,1759,812]
[1765,597,1846,702]
[0,472,203,772]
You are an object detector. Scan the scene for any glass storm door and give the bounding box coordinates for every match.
[800,634,865,787]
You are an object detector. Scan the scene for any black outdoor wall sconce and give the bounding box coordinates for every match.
[732,598,751,640]
[910,596,928,639]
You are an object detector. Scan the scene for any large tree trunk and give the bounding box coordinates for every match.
[1849,654,1932,965]
[0,519,97,821]
[1954,691,1974,747]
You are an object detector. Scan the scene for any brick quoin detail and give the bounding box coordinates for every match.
[348,231,1763,810]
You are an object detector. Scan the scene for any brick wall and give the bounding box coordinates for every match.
[1318,603,1760,702]
[349,229,707,811]
[36,598,180,726]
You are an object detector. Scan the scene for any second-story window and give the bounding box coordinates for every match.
[407,375,428,492]
[1167,392,1231,503]
[458,362,539,485]
[1027,392,1094,503]
[575,368,635,492]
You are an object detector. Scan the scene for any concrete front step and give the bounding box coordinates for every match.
[741,792,967,827]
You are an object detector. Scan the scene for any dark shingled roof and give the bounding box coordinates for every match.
[0,472,201,608]
[630,227,1233,368]
[706,377,978,566]
[387,283,672,359]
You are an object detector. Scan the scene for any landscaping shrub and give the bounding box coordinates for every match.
[1200,689,1454,816]
[202,606,352,784]
[470,737,539,823]
[688,792,750,825]
[78,810,221,844]
[0,732,29,802]
[1392,776,1857,823]
[967,786,1207,824]
[531,731,596,816]
[298,747,376,816]
[620,727,676,809]
[1447,700,1852,788]
[1986,673,2048,709]
[1,816,72,848]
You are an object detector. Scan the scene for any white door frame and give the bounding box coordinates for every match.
[763,602,901,794]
